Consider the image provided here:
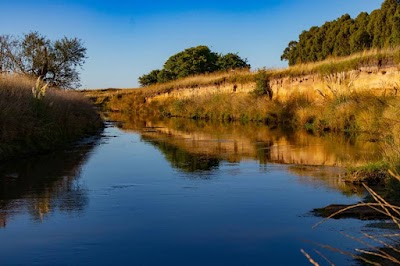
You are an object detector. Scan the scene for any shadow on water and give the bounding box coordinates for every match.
[0,134,101,227]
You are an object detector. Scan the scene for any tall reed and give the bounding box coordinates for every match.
[304,173,400,265]
[0,74,102,160]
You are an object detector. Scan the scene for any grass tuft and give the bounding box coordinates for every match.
[0,74,103,160]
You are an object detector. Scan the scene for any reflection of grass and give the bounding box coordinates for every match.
[289,165,366,197]
[109,113,381,167]
[289,165,336,178]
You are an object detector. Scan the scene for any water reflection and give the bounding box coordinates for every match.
[109,113,381,169]
[288,165,366,196]
[0,116,384,265]
[145,137,221,173]
[0,136,100,227]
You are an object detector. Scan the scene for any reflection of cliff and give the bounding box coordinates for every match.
[110,113,381,168]
[144,136,221,173]
[0,136,100,227]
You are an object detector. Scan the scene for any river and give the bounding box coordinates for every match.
[0,114,387,265]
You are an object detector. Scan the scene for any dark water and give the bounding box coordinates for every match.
[0,116,386,265]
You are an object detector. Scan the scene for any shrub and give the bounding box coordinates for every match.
[253,71,273,99]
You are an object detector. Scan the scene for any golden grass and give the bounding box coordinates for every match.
[279,47,400,77]
[0,74,103,160]
[140,69,255,94]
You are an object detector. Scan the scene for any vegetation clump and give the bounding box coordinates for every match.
[343,161,391,185]
[0,74,102,161]
[253,70,273,99]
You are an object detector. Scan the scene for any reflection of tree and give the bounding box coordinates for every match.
[0,136,100,227]
[143,136,221,173]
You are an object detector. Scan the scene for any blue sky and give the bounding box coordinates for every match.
[1,0,383,89]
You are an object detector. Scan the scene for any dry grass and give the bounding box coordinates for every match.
[303,170,400,265]
[279,47,400,77]
[0,74,103,160]
[139,69,255,96]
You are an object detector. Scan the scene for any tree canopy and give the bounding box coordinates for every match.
[139,45,250,87]
[0,32,86,89]
[281,0,400,66]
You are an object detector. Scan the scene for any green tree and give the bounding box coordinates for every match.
[138,69,160,87]
[355,12,370,29]
[281,0,400,66]
[1,32,86,88]
[332,14,353,57]
[281,41,299,65]
[163,45,219,79]
[350,29,372,53]
[138,45,251,85]
[216,53,250,71]
[157,69,175,83]
[390,14,400,45]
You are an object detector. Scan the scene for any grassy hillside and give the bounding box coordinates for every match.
[0,75,103,161]
[86,47,400,104]
[85,47,400,129]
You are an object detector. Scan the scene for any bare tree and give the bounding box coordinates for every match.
[0,35,17,74]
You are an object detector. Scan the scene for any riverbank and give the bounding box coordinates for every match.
[85,49,400,182]
[0,75,103,161]
[85,48,400,133]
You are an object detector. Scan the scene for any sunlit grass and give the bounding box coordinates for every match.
[0,74,102,160]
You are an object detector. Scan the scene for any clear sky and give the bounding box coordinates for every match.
[1,0,383,89]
